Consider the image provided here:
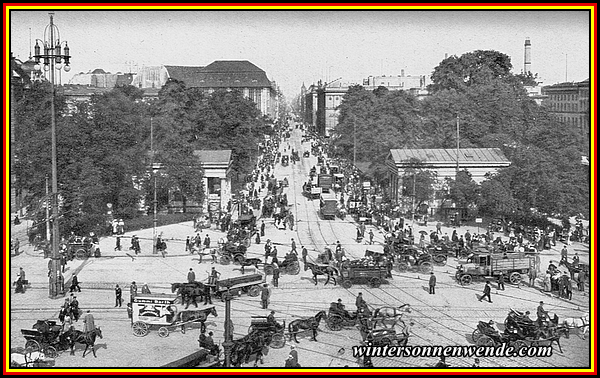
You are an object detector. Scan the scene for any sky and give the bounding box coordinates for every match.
[9,8,592,99]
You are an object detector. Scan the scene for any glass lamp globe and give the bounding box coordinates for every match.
[34,64,41,71]
[55,62,62,70]
[64,65,71,72]
[43,64,50,71]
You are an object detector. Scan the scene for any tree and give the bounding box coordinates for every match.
[401,158,437,212]
[445,170,480,209]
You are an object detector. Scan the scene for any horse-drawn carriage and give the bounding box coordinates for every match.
[326,302,369,331]
[265,254,300,275]
[339,261,389,289]
[393,246,434,274]
[65,236,101,260]
[362,327,409,347]
[248,316,286,348]
[21,320,67,358]
[218,241,248,265]
[131,293,218,337]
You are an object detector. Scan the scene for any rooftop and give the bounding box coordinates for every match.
[192,150,232,165]
[389,148,510,164]
[165,61,273,88]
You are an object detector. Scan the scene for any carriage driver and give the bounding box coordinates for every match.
[336,299,354,319]
[267,310,284,331]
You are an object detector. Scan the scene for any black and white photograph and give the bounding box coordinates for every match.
[7,4,593,371]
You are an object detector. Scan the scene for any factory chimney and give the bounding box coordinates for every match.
[524,37,532,75]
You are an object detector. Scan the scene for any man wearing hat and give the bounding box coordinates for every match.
[429,272,436,295]
[479,281,492,303]
[472,358,481,367]
[267,310,282,330]
[536,301,549,325]
[261,283,271,309]
[289,345,299,367]
[130,281,138,303]
[187,268,196,283]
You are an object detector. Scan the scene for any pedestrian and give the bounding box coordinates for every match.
[497,273,505,291]
[419,233,426,249]
[115,284,122,307]
[70,296,80,321]
[261,221,265,237]
[203,234,211,250]
[290,345,299,367]
[70,275,81,292]
[261,283,270,309]
[565,277,573,300]
[18,267,26,282]
[356,226,361,241]
[434,355,449,368]
[188,268,196,283]
[301,246,308,265]
[536,301,549,325]
[528,269,537,287]
[479,281,492,303]
[14,238,20,255]
[572,253,580,266]
[472,358,480,368]
[369,230,374,245]
[429,272,436,294]
[186,236,191,253]
[141,282,151,294]
[115,236,121,251]
[62,311,74,333]
[118,219,125,235]
[291,238,297,253]
[285,354,295,367]
[83,310,95,333]
[209,267,221,286]
[355,292,368,314]
[203,283,213,305]
[577,270,586,291]
[130,281,138,303]
[561,245,568,261]
[436,222,442,235]
[272,262,280,287]
[210,248,217,264]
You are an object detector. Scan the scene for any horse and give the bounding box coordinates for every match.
[304,262,339,286]
[66,327,103,358]
[10,351,47,367]
[562,315,589,339]
[371,304,412,328]
[171,282,205,307]
[539,325,570,354]
[230,331,266,367]
[238,258,262,274]
[559,258,583,279]
[288,310,327,343]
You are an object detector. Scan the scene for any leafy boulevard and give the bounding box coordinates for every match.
[329,50,589,224]
[13,50,589,236]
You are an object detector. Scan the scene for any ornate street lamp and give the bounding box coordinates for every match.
[33,12,71,298]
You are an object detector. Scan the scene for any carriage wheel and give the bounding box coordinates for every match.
[25,340,40,353]
[327,316,343,331]
[419,262,433,273]
[370,277,381,288]
[287,261,300,275]
[342,280,353,289]
[132,321,149,337]
[270,333,286,349]
[433,254,447,266]
[220,255,231,265]
[472,328,483,343]
[512,339,527,350]
[264,265,274,275]
[509,272,522,285]
[44,345,58,358]
[234,255,245,265]
[396,263,408,272]
[248,285,261,297]
[158,327,170,338]
[75,248,87,260]
[460,275,473,285]
[476,335,495,347]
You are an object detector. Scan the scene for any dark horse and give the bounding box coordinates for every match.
[230,330,267,367]
[239,258,262,274]
[304,262,339,286]
[171,282,205,308]
[288,310,327,343]
[63,327,103,357]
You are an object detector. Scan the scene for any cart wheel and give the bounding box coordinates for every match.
[396,263,408,272]
[248,285,261,297]
[433,254,447,265]
[460,274,472,285]
[234,255,245,265]
[44,345,58,358]
[25,340,40,353]
[420,262,433,273]
[512,339,527,350]
[288,261,300,275]
[264,265,274,275]
[476,335,495,347]
[370,277,381,288]
[132,321,149,337]
[509,272,522,284]
[75,248,87,260]
[270,333,286,349]
[342,280,353,289]
[472,328,482,343]
[327,316,343,331]
[158,327,169,338]
[220,255,231,265]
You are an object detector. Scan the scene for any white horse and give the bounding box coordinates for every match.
[562,315,590,339]
[10,351,48,367]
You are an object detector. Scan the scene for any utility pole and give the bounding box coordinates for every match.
[151,117,158,255]
[45,175,51,242]
[222,287,234,367]
[456,115,460,176]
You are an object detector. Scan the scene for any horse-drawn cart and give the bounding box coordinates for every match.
[215,273,264,299]
[248,316,286,348]
[339,263,388,288]
[131,293,218,337]
[20,320,67,358]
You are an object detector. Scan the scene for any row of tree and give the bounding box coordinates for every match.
[330,50,589,221]
[14,78,276,234]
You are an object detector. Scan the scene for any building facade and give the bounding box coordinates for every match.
[386,148,511,213]
[541,79,590,157]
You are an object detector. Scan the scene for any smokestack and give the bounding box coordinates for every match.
[524,37,531,75]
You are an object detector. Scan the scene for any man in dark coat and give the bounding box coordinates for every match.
[479,281,492,303]
[261,221,266,237]
[115,284,122,307]
[429,272,436,294]
[497,273,505,291]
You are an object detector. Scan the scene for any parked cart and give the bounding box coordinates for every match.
[339,262,388,288]
[214,273,264,299]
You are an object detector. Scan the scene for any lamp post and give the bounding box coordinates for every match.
[151,117,158,255]
[33,12,71,299]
